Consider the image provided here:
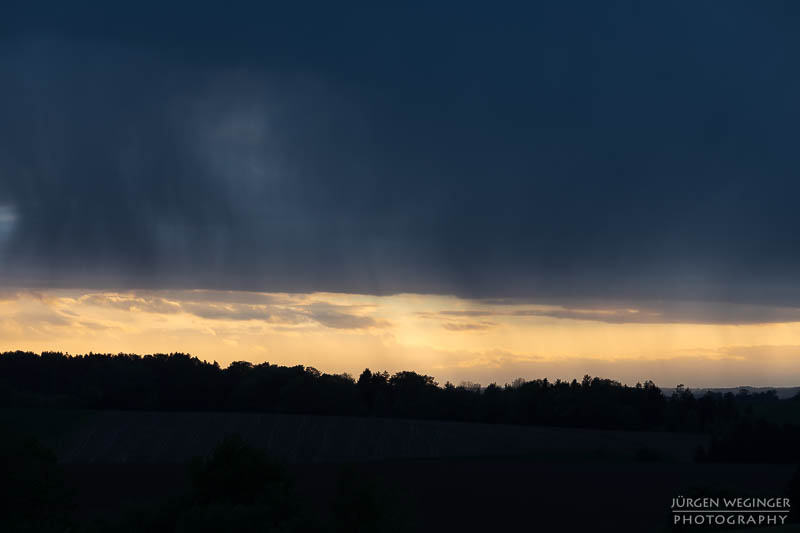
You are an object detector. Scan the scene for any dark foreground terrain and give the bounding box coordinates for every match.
[2,408,799,532]
[62,456,796,532]
[2,353,800,531]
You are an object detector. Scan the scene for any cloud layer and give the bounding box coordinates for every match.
[2,3,800,305]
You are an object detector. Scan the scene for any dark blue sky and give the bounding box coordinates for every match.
[1,1,799,303]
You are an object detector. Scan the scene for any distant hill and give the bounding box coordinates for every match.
[670,386,800,399]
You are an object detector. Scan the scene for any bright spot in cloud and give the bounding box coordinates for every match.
[0,204,16,223]
[0,204,18,247]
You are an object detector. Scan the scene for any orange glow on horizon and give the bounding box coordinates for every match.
[1,289,800,388]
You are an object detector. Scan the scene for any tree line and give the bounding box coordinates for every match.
[2,351,799,461]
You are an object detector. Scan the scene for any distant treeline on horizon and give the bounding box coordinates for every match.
[3,351,800,463]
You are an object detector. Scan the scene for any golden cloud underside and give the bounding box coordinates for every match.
[2,289,800,387]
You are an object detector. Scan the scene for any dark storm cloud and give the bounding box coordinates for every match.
[2,2,800,305]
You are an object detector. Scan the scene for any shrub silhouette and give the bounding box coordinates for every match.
[175,435,320,532]
[190,434,290,507]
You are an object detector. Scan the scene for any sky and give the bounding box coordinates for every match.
[1,2,800,387]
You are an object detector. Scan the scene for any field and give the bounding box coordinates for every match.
[1,407,707,463]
